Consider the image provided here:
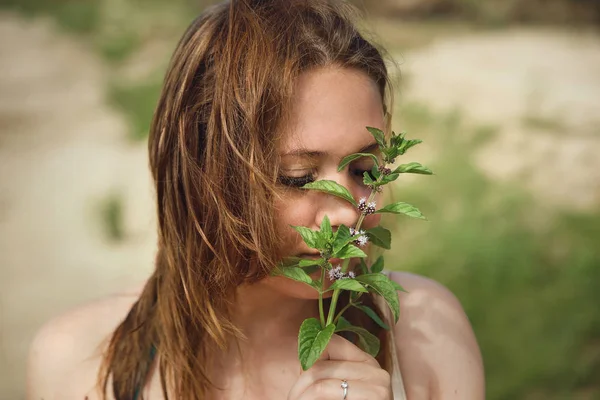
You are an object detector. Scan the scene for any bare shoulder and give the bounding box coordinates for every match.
[387,271,485,400]
[26,285,143,400]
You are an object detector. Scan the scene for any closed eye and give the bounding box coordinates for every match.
[277,174,315,188]
[352,168,376,181]
[278,167,375,189]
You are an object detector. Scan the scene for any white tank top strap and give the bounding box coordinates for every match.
[378,270,408,400]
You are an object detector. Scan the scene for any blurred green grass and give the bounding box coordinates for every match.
[108,78,164,141]
[0,0,218,141]
[385,104,600,399]
[357,0,600,26]
[98,192,126,242]
[1,0,102,33]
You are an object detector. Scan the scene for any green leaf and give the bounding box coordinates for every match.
[388,132,422,156]
[292,226,322,248]
[380,173,400,185]
[336,316,353,331]
[332,224,353,253]
[370,255,384,274]
[298,259,322,268]
[370,164,381,180]
[355,304,390,330]
[389,279,407,293]
[363,171,376,186]
[302,180,356,207]
[390,131,405,148]
[298,319,336,370]
[328,279,368,293]
[338,153,380,172]
[320,215,332,238]
[365,226,391,250]
[354,258,369,275]
[366,126,387,149]
[384,146,399,163]
[398,138,422,155]
[278,256,301,268]
[358,258,369,275]
[335,321,381,357]
[302,265,320,275]
[376,202,426,220]
[356,273,400,322]
[393,162,433,175]
[334,243,367,259]
[272,266,317,288]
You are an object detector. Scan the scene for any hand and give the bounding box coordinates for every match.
[287,334,392,400]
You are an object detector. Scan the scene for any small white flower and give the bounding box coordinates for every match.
[349,228,365,237]
[358,198,376,215]
[327,268,336,280]
[328,265,343,281]
[328,265,358,281]
[355,235,369,247]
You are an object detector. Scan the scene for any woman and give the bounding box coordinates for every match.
[26,0,484,399]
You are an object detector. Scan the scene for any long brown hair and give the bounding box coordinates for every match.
[100,0,395,398]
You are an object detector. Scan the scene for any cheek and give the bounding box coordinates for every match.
[274,193,316,250]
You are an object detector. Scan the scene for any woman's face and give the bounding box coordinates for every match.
[262,66,385,299]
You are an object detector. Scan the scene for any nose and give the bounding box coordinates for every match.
[314,186,361,231]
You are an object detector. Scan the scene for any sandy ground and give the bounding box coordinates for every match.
[401,28,600,210]
[0,14,156,399]
[1,13,599,400]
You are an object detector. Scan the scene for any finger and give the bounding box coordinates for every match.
[288,360,390,400]
[321,334,380,367]
[295,379,390,400]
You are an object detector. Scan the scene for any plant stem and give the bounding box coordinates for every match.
[325,166,386,327]
[353,188,378,239]
[326,288,341,326]
[333,292,364,324]
[319,268,325,327]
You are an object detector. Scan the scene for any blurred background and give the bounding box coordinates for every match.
[0,0,599,399]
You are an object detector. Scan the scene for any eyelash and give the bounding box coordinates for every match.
[277,174,315,188]
[277,168,375,188]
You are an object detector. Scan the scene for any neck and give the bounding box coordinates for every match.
[231,280,320,342]
[204,281,320,396]
[205,279,319,386]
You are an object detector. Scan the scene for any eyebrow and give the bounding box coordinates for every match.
[282,142,380,159]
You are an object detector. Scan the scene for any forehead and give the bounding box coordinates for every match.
[280,67,385,157]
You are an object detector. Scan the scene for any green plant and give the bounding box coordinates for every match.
[99,192,125,242]
[109,79,163,141]
[271,127,432,370]
[1,0,102,34]
[384,106,600,398]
